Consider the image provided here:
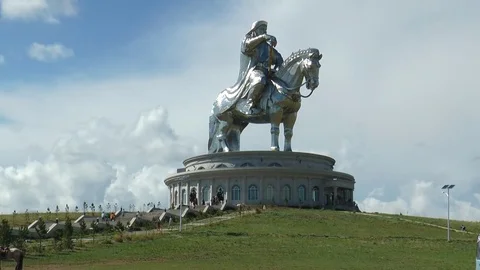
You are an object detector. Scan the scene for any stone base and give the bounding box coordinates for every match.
[164,151,356,209]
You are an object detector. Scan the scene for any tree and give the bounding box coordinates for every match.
[65,204,70,218]
[90,221,99,244]
[0,219,13,247]
[24,209,30,224]
[34,218,47,253]
[115,221,125,235]
[90,203,96,215]
[78,219,87,246]
[62,216,74,250]
[14,225,30,251]
[52,229,63,251]
[12,210,17,227]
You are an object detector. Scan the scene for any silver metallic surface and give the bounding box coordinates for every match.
[208,20,322,154]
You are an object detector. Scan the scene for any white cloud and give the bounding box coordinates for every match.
[0,106,198,212]
[27,42,74,62]
[0,54,4,65]
[0,1,479,220]
[0,0,77,23]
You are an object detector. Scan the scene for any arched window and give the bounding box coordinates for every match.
[266,185,275,202]
[174,190,178,205]
[248,185,258,201]
[182,189,187,205]
[240,162,254,167]
[282,185,291,202]
[216,164,228,168]
[231,185,241,201]
[312,186,319,202]
[202,186,210,203]
[197,166,205,170]
[268,162,282,167]
[298,185,306,202]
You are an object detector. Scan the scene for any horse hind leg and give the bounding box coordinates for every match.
[216,113,234,152]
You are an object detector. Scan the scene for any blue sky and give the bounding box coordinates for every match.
[0,0,229,81]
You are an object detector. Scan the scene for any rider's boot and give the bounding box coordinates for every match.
[246,84,264,114]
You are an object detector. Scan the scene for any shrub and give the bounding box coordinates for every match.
[113,233,123,243]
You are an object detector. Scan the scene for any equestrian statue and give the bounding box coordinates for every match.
[208,20,322,153]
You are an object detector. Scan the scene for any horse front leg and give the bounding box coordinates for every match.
[283,112,297,152]
[269,107,283,151]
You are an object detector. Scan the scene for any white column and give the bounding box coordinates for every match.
[243,177,247,203]
[226,180,230,204]
[186,182,190,207]
[196,182,200,204]
[209,182,213,205]
[177,182,181,207]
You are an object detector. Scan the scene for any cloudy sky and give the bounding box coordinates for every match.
[0,0,479,220]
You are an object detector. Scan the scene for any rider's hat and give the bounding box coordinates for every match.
[250,20,268,31]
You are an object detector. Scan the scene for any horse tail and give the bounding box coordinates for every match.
[208,112,219,153]
[208,99,223,154]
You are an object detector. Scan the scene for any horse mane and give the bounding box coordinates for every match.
[276,48,319,77]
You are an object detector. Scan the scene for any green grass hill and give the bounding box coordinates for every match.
[2,208,478,270]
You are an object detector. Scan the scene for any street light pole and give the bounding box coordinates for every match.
[441,184,455,242]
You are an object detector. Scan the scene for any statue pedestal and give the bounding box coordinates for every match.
[164,151,356,210]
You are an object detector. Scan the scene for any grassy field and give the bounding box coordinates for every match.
[380,213,480,233]
[2,208,478,270]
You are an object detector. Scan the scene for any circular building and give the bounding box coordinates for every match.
[164,151,356,210]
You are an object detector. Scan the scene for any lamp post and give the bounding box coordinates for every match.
[441,184,455,242]
[178,175,189,232]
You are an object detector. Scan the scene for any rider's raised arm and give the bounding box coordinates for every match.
[241,34,269,55]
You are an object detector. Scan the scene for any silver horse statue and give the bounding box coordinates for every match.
[208,48,322,153]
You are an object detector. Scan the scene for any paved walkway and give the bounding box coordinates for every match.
[358,212,475,235]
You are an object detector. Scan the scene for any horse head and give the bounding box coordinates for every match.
[301,48,322,91]
[276,48,322,94]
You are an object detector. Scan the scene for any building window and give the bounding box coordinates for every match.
[231,185,241,201]
[197,166,205,170]
[266,185,275,202]
[216,164,228,168]
[312,186,320,202]
[202,186,210,203]
[298,185,306,202]
[282,185,291,202]
[248,185,258,201]
[174,191,178,205]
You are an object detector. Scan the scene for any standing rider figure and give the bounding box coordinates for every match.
[242,20,284,114]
